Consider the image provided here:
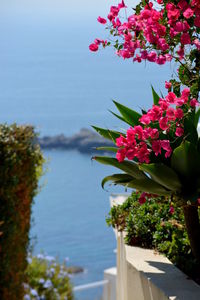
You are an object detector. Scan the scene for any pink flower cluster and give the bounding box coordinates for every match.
[90,0,200,64]
[138,192,152,204]
[116,87,198,163]
[89,38,108,52]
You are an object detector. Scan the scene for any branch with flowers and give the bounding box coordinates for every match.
[90,0,200,267]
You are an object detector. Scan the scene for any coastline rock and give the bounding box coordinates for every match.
[67,266,84,274]
[38,128,114,154]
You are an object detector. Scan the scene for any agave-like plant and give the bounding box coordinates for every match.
[93,87,200,264]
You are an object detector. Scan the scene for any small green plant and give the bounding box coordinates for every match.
[24,254,74,300]
[107,192,199,280]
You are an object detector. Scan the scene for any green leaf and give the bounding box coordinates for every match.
[171,141,200,177]
[151,85,160,105]
[92,126,121,142]
[184,118,198,144]
[194,108,200,129]
[127,178,171,196]
[96,146,118,153]
[112,100,142,127]
[139,163,181,192]
[93,156,147,179]
[101,173,134,189]
[108,110,127,123]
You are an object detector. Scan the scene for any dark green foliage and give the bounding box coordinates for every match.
[0,124,44,300]
[106,192,198,279]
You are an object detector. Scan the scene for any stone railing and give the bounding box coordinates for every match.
[103,194,200,300]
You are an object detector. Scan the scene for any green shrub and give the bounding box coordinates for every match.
[0,124,44,300]
[106,192,199,278]
[24,254,74,300]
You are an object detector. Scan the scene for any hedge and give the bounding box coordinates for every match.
[0,124,44,300]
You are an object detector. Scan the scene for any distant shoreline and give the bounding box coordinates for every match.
[37,128,114,154]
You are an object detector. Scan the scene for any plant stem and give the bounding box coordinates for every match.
[183,205,200,263]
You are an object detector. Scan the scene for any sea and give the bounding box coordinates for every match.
[0,1,170,299]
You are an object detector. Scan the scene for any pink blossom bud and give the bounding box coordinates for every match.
[97,16,107,24]
[89,43,99,52]
[175,127,184,137]
[165,81,172,89]
[190,98,199,107]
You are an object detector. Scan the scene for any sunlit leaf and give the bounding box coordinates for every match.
[92,126,121,142]
[108,110,126,123]
[95,146,118,153]
[171,141,200,177]
[112,100,142,127]
[139,163,181,191]
[101,173,134,189]
[93,156,147,179]
[127,178,171,196]
[151,85,160,105]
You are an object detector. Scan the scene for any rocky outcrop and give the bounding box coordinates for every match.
[38,128,114,154]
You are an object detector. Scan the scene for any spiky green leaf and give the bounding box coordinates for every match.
[139,163,181,191]
[151,85,160,105]
[96,146,118,153]
[171,141,200,177]
[101,173,134,189]
[184,118,198,144]
[92,126,121,142]
[108,110,126,123]
[93,156,147,179]
[112,100,141,127]
[127,178,171,196]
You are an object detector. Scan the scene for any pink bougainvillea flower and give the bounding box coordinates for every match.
[183,8,194,19]
[139,114,151,125]
[126,148,136,160]
[194,16,200,27]
[118,0,126,9]
[190,98,199,107]
[147,52,157,62]
[193,39,200,50]
[178,0,189,11]
[159,117,169,130]
[116,148,126,162]
[139,192,147,205]
[181,88,190,100]
[165,81,172,89]
[89,43,99,52]
[180,33,191,45]
[175,108,184,119]
[133,125,144,140]
[97,16,107,24]
[156,55,166,65]
[160,140,172,158]
[175,127,184,137]
[116,135,127,147]
[149,128,159,139]
[169,206,175,214]
[166,92,177,104]
[94,38,104,45]
[152,140,162,156]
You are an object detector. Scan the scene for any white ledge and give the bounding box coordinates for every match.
[109,195,200,300]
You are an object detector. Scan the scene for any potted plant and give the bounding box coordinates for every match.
[89,0,200,271]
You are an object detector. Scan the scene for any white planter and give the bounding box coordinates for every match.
[103,195,200,300]
[116,232,200,300]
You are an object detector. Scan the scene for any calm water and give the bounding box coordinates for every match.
[0,1,171,299]
[32,150,120,300]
